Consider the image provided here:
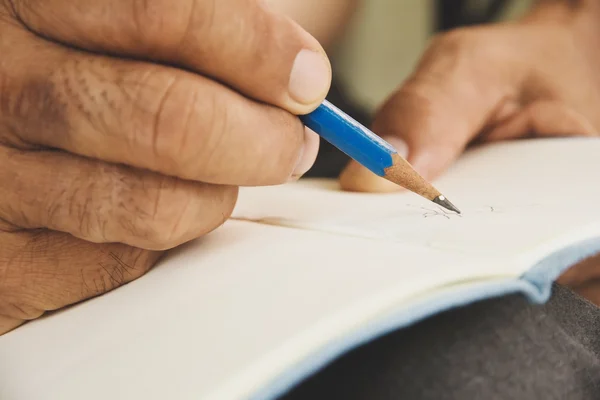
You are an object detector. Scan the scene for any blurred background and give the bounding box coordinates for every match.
[309,0,534,177]
[331,0,534,113]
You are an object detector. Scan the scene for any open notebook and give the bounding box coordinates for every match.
[1,137,600,400]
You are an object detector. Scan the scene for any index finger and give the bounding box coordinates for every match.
[11,0,331,114]
[340,27,523,192]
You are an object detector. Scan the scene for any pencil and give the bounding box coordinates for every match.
[299,100,460,214]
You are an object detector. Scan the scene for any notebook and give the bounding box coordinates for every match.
[1,137,600,400]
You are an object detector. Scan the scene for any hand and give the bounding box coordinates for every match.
[557,254,600,306]
[340,2,600,192]
[339,1,600,301]
[0,0,331,334]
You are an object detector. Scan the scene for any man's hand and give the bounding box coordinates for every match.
[0,0,331,334]
[340,1,600,191]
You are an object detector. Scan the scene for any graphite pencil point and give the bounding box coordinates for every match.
[432,195,461,214]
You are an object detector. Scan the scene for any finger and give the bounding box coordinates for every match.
[0,146,238,251]
[339,76,506,192]
[484,101,598,141]
[2,35,317,185]
[339,29,519,192]
[290,127,321,181]
[570,279,600,306]
[12,0,331,114]
[557,253,600,287]
[0,229,161,335]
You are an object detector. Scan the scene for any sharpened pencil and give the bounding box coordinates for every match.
[299,100,460,214]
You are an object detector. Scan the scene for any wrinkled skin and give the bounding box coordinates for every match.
[0,0,329,334]
[3,0,600,336]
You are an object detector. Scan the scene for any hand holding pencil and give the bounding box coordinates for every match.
[3,0,600,336]
[0,0,331,334]
[339,16,600,192]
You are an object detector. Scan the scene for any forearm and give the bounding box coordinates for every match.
[265,0,359,48]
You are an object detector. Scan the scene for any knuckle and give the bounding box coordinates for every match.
[394,78,437,108]
[132,70,209,179]
[188,184,238,239]
[191,0,218,44]
[162,184,238,245]
[61,165,108,240]
[154,89,305,185]
[95,245,155,291]
[96,163,202,249]
[157,85,230,181]
[425,28,484,72]
[237,6,275,69]
[189,90,230,178]
[116,175,195,249]
[431,26,500,64]
[132,182,238,250]
[148,75,182,164]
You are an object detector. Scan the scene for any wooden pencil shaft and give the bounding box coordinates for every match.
[383,154,441,201]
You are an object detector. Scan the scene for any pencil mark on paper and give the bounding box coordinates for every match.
[420,206,463,220]
[474,203,542,214]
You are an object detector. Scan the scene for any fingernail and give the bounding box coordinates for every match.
[382,136,409,159]
[290,127,320,180]
[289,49,331,105]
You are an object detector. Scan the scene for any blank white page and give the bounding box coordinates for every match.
[1,138,599,400]
[0,222,501,400]
[233,138,600,270]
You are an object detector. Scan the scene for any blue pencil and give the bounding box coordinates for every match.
[299,100,460,213]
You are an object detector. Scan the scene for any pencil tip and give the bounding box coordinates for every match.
[432,195,461,214]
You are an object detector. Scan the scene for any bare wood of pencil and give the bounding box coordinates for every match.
[384,153,460,214]
[299,100,461,214]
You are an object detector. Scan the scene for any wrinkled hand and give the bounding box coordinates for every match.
[0,0,331,334]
